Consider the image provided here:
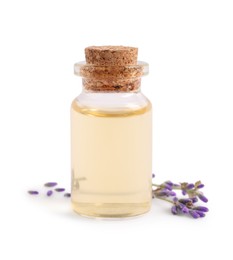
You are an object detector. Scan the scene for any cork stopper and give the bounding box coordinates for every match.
[74,46,149,92]
[85,46,138,66]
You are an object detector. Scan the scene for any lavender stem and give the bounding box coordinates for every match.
[152,183,181,190]
[154,196,174,204]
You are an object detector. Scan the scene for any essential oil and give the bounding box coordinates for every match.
[71,46,152,218]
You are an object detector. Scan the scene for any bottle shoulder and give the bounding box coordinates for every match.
[72,92,152,111]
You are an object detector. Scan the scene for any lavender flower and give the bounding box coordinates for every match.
[152,179,209,219]
[186,183,195,190]
[179,198,193,204]
[179,203,189,214]
[195,211,205,217]
[189,210,200,219]
[164,184,173,191]
[193,206,209,212]
[169,191,176,196]
[162,181,173,190]
[197,193,208,203]
[182,190,187,195]
[28,182,71,199]
[55,188,65,192]
[165,181,173,186]
[28,190,39,195]
[181,182,195,195]
[172,195,209,218]
[171,197,190,215]
[154,188,176,197]
[44,182,57,187]
[191,197,198,203]
[156,190,170,197]
[171,206,178,215]
[47,190,53,196]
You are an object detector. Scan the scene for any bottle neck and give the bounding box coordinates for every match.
[82,77,141,93]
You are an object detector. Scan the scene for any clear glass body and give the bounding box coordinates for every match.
[71,88,152,218]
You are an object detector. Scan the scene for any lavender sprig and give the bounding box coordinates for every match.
[171,197,208,218]
[152,180,209,219]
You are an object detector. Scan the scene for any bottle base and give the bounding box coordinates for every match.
[72,202,151,219]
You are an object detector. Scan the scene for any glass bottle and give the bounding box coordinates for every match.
[71,46,152,218]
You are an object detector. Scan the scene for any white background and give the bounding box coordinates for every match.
[0,0,232,259]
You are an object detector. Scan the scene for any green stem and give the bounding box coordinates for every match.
[152,184,160,187]
[154,196,174,204]
[152,183,181,190]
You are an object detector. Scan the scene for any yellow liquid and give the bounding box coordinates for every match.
[71,100,152,218]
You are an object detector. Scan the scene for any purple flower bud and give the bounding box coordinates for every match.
[197,184,204,189]
[156,191,169,197]
[182,206,189,214]
[165,181,173,186]
[164,184,172,190]
[55,188,65,192]
[187,183,195,190]
[179,198,192,204]
[171,206,178,215]
[44,182,58,187]
[195,210,205,217]
[179,203,189,214]
[64,193,71,197]
[191,197,198,203]
[152,173,155,178]
[193,206,209,212]
[182,190,187,195]
[28,190,39,195]
[198,194,208,203]
[169,191,176,196]
[173,197,178,203]
[47,190,53,196]
[178,202,184,209]
[189,210,200,219]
